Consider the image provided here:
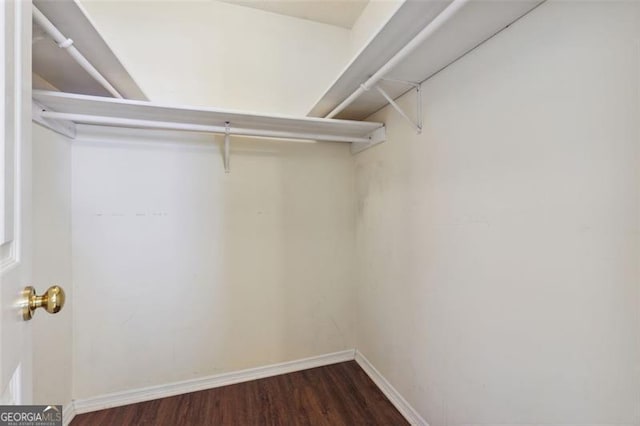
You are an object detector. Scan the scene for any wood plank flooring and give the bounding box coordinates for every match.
[71,361,409,425]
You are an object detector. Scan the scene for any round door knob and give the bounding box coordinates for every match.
[22,285,65,321]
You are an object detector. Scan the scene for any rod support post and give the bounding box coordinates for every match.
[224,121,231,173]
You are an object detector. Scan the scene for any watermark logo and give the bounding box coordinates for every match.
[0,405,62,426]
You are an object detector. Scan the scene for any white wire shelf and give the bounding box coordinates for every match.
[32,90,385,146]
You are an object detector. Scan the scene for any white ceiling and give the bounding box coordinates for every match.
[219,0,369,28]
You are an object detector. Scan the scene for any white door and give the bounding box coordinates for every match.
[0,0,33,404]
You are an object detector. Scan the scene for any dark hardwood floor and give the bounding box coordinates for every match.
[71,361,409,425]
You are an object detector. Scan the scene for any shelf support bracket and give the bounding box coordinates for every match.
[375,84,422,134]
[351,126,386,155]
[32,101,76,139]
[224,121,231,173]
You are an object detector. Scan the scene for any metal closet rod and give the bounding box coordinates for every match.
[38,111,372,144]
[325,0,469,119]
[32,5,123,99]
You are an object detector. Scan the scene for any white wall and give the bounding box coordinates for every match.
[32,124,72,407]
[79,0,351,115]
[72,0,360,402]
[71,128,355,398]
[349,0,403,57]
[355,1,640,424]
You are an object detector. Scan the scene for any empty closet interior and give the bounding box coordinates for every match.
[29,0,640,424]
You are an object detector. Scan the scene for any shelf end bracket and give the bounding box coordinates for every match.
[352,126,386,155]
[32,101,77,139]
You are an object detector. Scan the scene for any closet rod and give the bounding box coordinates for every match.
[32,5,123,99]
[38,111,372,144]
[325,0,469,118]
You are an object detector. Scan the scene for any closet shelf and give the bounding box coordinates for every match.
[32,90,386,149]
[308,0,543,121]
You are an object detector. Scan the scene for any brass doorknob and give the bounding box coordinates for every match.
[22,285,65,321]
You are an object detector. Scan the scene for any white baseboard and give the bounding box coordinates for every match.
[62,402,75,426]
[355,350,428,426]
[72,348,425,426]
[73,349,356,415]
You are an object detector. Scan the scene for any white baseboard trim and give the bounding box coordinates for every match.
[355,350,428,426]
[73,349,356,415]
[72,348,425,425]
[62,402,75,426]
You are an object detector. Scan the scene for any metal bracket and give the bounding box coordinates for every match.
[32,101,77,139]
[224,121,231,173]
[351,126,386,154]
[375,82,422,134]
